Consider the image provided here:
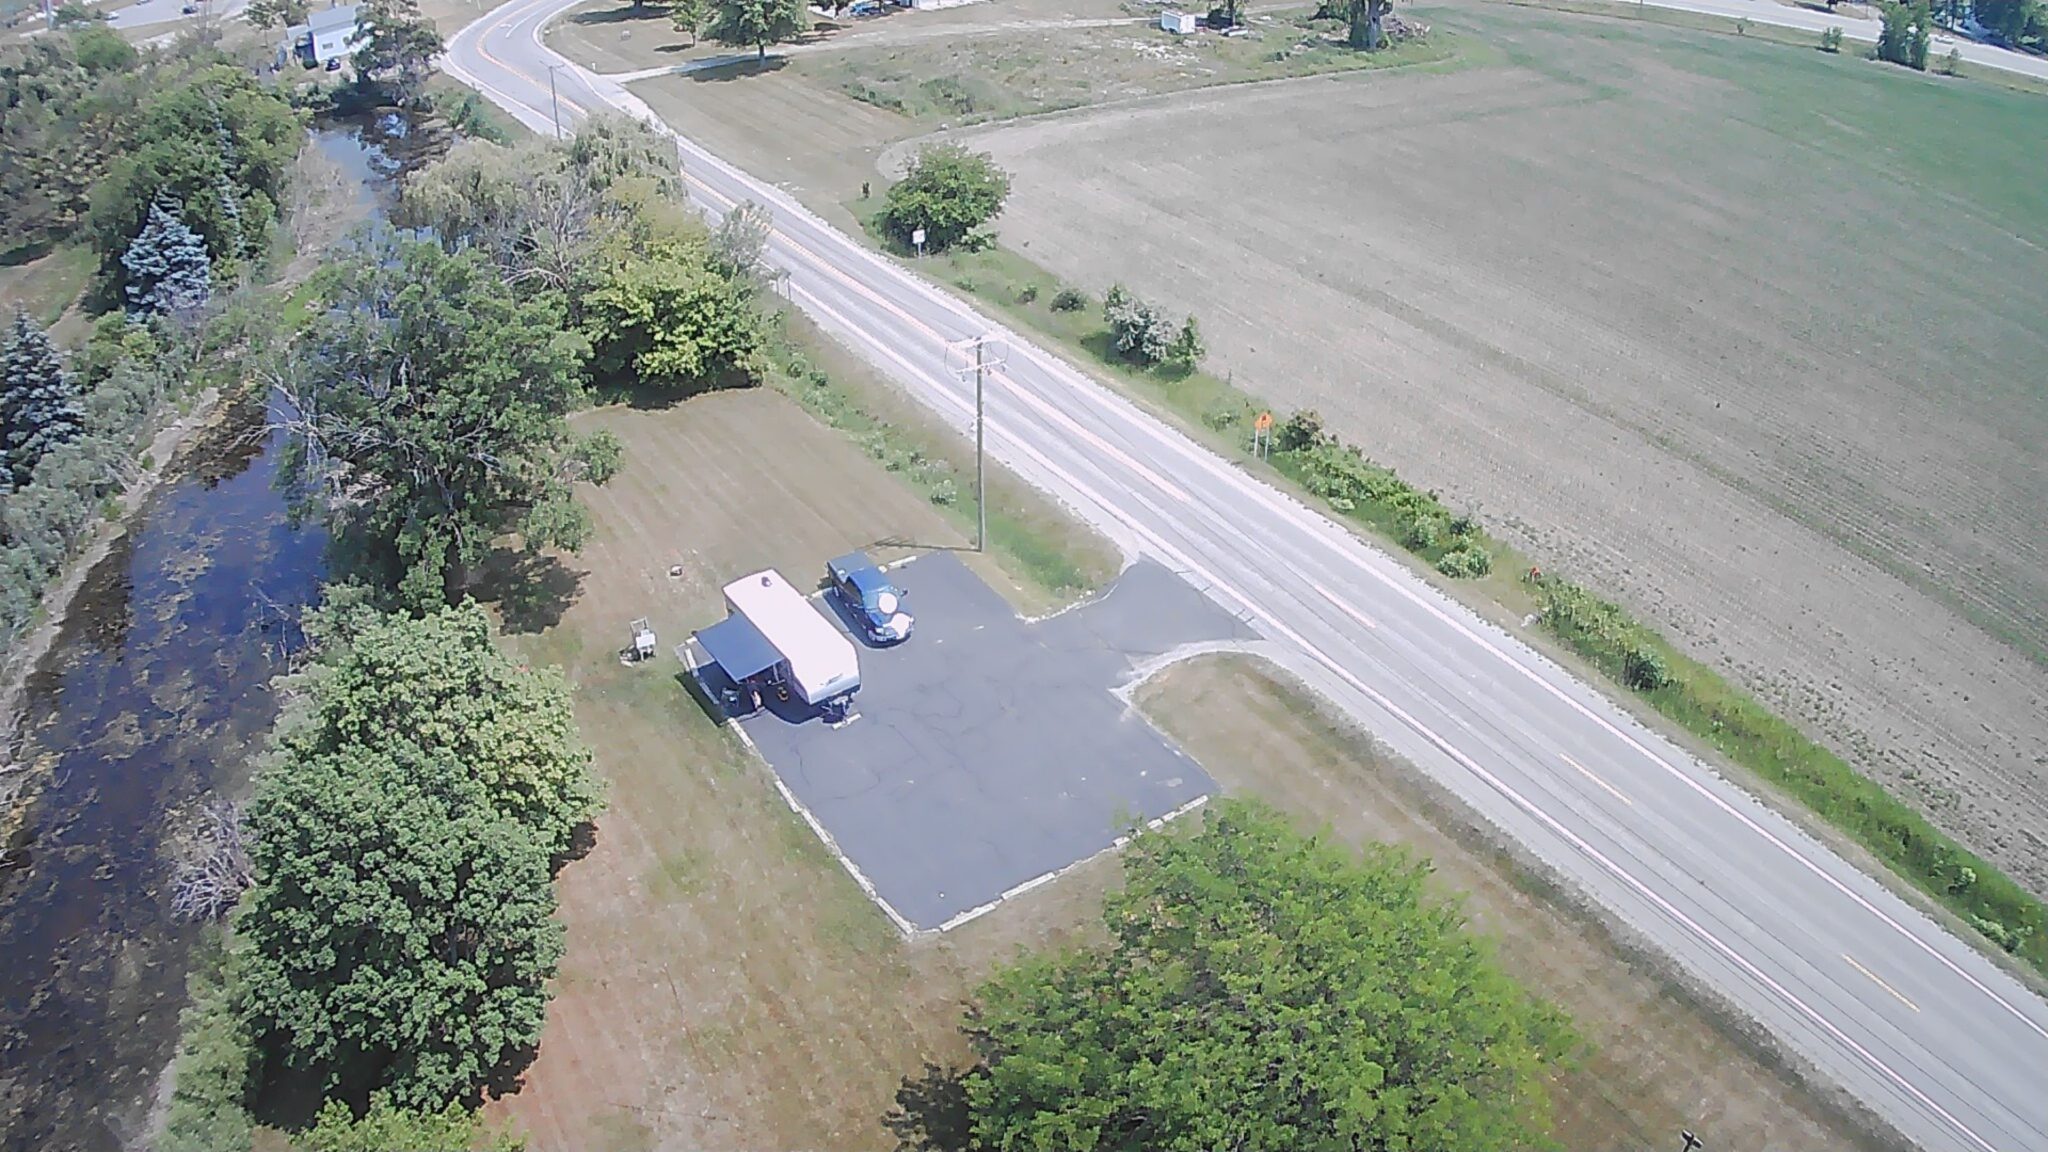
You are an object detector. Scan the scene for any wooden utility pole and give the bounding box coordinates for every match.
[947,334,1006,552]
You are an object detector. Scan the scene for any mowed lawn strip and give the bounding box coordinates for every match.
[484,389,1117,1151]
[0,243,94,325]
[763,308,1120,613]
[798,11,1466,127]
[1136,654,1902,1152]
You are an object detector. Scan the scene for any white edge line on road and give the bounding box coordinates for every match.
[440,12,2042,1144]
[690,117,2048,1045]
[737,161,2048,1045]
[787,242,2006,1152]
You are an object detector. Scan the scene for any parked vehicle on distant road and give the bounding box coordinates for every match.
[827,552,913,644]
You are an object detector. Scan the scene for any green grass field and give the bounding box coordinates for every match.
[0,244,95,326]
[1485,0,2048,225]
[800,10,1467,126]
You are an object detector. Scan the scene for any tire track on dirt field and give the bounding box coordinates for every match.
[1419,123,2048,668]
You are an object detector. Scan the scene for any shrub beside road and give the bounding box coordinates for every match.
[1529,573,2048,971]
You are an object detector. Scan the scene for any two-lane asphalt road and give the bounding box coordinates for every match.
[442,7,2048,1149]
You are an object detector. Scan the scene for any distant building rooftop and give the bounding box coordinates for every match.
[307,3,358,34]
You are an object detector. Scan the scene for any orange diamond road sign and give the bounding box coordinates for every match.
[1254,411,1273,431]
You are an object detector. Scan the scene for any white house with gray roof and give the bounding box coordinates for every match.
[279,2,363,67]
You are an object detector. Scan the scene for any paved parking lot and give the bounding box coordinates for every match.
[721,552,1253,932]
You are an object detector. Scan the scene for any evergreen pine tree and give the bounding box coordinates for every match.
[121,195,214,319]
[212,115,251,268]
[1,310,85,488]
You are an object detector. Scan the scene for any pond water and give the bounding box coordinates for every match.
[0,109,443,1152]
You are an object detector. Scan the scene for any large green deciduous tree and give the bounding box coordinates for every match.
[242,0,311,30]
[953,800,1574,1152]
[709,0,808,60]
[236,740,564,1111]
[1,28,148,256]
[275,238,619,605]
[288,601,601,861]
[354,0,445,105]
[669,0,710,44]
[298,1093,521,1152]
[1875,0,1933,67]
[1974,0,2046,47]
[87,62,303,300]
[397,115,690,298]
[235,601,600,1110]
[69,25,137,74]
[584,235,766,395]
[881,143,1011,254]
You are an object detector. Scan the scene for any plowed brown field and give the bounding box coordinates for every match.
[959,1,2048,896]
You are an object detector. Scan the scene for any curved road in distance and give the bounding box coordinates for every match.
[443,6,2048,1150]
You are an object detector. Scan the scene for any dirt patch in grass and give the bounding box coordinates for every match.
[961,0,2048,900]
[1136,653,1904,1152]
[480,389,1116,1150]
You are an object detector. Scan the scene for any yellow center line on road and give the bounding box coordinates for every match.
[1561,752,1633,807]
[503,13,2048,1065]
[1844,953,1922,1013]
[708,167,2003,1152]
[1312,582,1376,630]
[466,0,589,121]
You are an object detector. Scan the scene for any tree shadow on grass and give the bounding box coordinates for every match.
[687,55,792,81]
[592,365,757,410]
[557,819,600,872]
[568,1,671,24]
[253,1017,548,1132]
[250,1055,332,1135]
[482,1041,544,1101]
[474,546,586,635]
[883,1061,976,1152]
